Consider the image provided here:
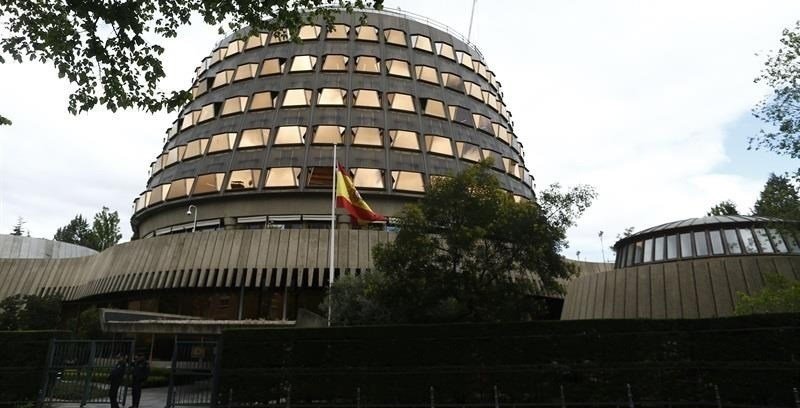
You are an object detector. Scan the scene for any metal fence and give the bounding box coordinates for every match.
[166,339,221,408]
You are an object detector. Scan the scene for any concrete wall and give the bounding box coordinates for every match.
[0,235,96,259]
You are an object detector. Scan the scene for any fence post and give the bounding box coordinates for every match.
[211,339,223,408]
[714,384,722,408]
[36,337,57,408]
[626,383,634,408]
[793,387,798,408]
[493,385,499,408]
[166,337,177,408]
[559,385,565,408]
[430,386,435,408]
[356,387,361,408]
[81,341,96,407]
[286,383,292,408]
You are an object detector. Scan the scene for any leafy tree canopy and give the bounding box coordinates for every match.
[0,294,62,330]
[53,214,92,247]
[752,173,800,220]
[53,207,122,251]
[735,273,800,315]
[326,161,596,325]
[707,200,740,217]
[0,0,382,124]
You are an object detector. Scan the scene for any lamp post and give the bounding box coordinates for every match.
[187,205,198,232]
[599,231,607,264]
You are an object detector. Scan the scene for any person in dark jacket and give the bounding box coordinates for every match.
[130,353,150,408]
[108,354,127,408]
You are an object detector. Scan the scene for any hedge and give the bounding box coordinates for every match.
[219,314,800,406]
[0,330,68,404]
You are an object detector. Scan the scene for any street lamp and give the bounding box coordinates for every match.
[187,205,198,232]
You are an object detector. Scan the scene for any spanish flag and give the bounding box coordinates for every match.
[336,164,387,224]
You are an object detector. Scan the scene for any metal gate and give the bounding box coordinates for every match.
[41,339,135,406]
[166,340,220,408]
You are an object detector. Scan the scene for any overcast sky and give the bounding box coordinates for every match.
[1,0,799,262]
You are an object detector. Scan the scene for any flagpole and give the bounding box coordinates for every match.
[327,143,337,327]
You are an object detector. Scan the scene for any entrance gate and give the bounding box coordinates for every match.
[166,340,220,408]
[41,339,135,406]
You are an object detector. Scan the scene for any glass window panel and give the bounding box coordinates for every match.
[197,104,216,122]
[473,114,494,134]
[208,132,237,153]
[502,157,515,174]
[238,129,269,149]
[441,73,464,92]
[449,105,472,125]
[194,173,225,195]
[724,229,741,254]
[298,24,321,40]
[352,168,384,189]
[355,56,381,73]
[464,81,483,100]
[456,51,474,68]
[768,228,788,253]
[411,35,433,52]
[282,88,312,107]
[384,29,407,46]
[784,231,800,253]
[260,58,285,76]
[709,230,725,255]
[634,241,644,264]
[435,42,455,59]
[739,228,759,253]
[492,123,511,143]
[386,60,411,77]
[165,147,181,167]
[392,171,424,192]
[481,149,502,168]
[233,63,258,81]
[352,127,383,146]
[666,235,678,259]
[192,79,209,98]
[274,126,306,145]
[425,135,453,156]
[228,169,261,190]
[265,167,301,188]
[244,33,268,50]
[149,184,170,205]
[290,55,317,72]
[183,138,208,160]
[250,91,275,110]
[694,231,709,256]
[680,233,692,258]
[212,70,234,88]
[653,236,665,261]
[306,167,333,188]
[483,91,499,111]
[269,29,289,44]
[356,25,379,41]
[753,228,774,253]
[317,88,346,106]
[209,47,227,66]
[327,24,350,40]
[415,65,439,84]
[643,239,654,263]
[625,243,635,266]
[322,55,348,71]
[221,96,248,116]
[387,93,415,112]
[134,194,146,212]
[313,125,344,144]
[166,178,194,200]
[422,98,446,118]
[353,89,381,108]
[474,60,489,79]
[389,130,419,150]
[456,142,481,162]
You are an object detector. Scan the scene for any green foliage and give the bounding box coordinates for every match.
[66,307,105,339]
[707,200,739,216]
[752,173,800,220]
[0,331,68,403]
[10,217,25,236]
[736,273,800,315]
[0,294,62,330]
[0,114,11,126]
[54,207,122,251]
[53,214,92,247]
[0,0,382,123]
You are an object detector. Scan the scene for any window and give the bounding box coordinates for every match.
[415,65,439,84]
[441,73,464,92]
[326,24,350,40]
[269,29,289,44]
[250,91,276,111]
[273,126,306,145]
[723,229,741,254]
[387,93,415,112]
[425,135,453,156]
[322,55,348,71]
[244,33,268,50]
[464,81,483,100]
[134,193,147,212]
[456,51,474,69]
[643,239,653,262]
[209,47,227,66]
[389,130,419,150]
[739,228,758,253]
[260,58,285,76]
[634,241,645,264]
[282,89,313,107]
[473,114,493,134]
[386,60,411,77]
[493,123,511,144]
[411,35,433,52]
[149,184,170,205]
[384,29,407,46]
[192,79,210,98]
[754,228,774,253]
[680,233,692,258]
[624,244,635,266]
[183,138,208,160]
[298,24,321,40]
[448,105,472,125]
[166,178,194,200]
[355,25,379,41]
[233,63,258,81]
[212,70,234,88]
[481,149,502,168]
[768,228,788,252]
[653,236,665,261]
[355,56,381,73]
[784,231,800,253]
[197,103,217,122]
[312,125,345,144]
[353,89,381,108]
[228,169,261,190]
[208,132,237,153]
[238,129,269,149]
[289,55,317,72]
[456,142,481,162]
[435,42,455,60]
[265,167,301,188]
[194,173,225,195]
[306,167,333,188]
[422,98,446,118]
[352,127,382,146]
[392,171,425,192]
[666,235,678,259]
[473,60,489,79]
[221,96,248,116]
[694,231,709,256]
[483,91,499,111]
[165,146,184,167]
[709,230,725,255]
[317,88,346,106]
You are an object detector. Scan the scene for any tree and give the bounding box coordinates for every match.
[752,173,800,220]
[53,214,92,247]
[707,200,740,216]
[326,161,596,325]
[735,273,800,315]
[9,217,24,236]
[87,207,122,251]
[0,0,382,125]
[610,226,635,254]
[0,294,62,330]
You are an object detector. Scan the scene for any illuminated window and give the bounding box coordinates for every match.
[260,58,286,76]
[282,89,313,107]
[389,130,419,150]
[193,173,225,195]
[415,65,439,84]
[226,40,244,57]
[209,47,227,66]
[183,138,208,160]
[306,167,334,188]
[227,169,261,190]
[441,73,464,92]
[352,168,384,189]
[221,96,248,116]
[208,132,237,154]
[250,91,276,111]
[166,178,195,200]
[149,184,170,205]
[273,126,306,145]
[244,33,269,50]
[492,123,511,144]
[238,129,269,149]
[265,167,301,188]
[411,35,433,52]
[421,98,446,118]
[192,79,210,98]
[457,142,481,162]
[298,25,322,40]
[464,81,483,100]
[322,55,348,71]
[233,63,259,81]
[473,114,493,134]
[387,93,415,112]
[353,89,381,108]
[290,55,317,72]
[355,25,379,41]
[312,125,345,144]
[165,146,185,167]
[386,60,411,78]
[435,42,455,60]
[269,29,289,44]
[391,171,425,192]
[180,111,198,130]
[326,24,350,40]
[473,60,489,80]
[355,56,380,74]
[384,29,407,46]
[317,88,346,106]
[456,51,473,69]
[483,91,499,111]
[448,105,472,125]
[425,135,453,156]
[197,103,217,123]
[352,127,383,146]
[212,70,234,88]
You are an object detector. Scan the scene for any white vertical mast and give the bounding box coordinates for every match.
[467,0,478,42]
[327,143,337,327]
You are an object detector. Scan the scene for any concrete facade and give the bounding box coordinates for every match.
[0,234,96,259]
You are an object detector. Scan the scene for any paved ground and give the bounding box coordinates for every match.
[52,385,207,408]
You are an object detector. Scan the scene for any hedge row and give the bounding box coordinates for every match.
[0,331,68,403]
[219,314,800,406]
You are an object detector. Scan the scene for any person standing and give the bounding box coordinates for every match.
[129,353,150,408]
[108,354,127,408]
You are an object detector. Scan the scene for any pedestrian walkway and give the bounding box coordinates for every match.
[51,386,169,408]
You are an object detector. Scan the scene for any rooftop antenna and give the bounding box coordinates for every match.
[467,0,477,43]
